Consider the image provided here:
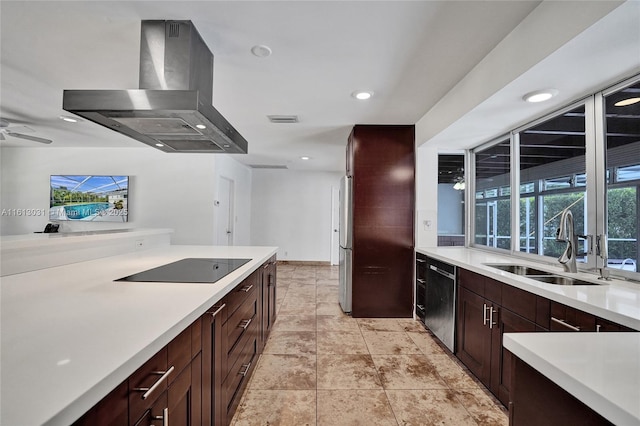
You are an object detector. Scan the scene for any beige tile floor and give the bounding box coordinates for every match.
[231,264,508,426]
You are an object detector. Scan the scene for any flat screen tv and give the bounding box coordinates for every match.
[50,175,128,222]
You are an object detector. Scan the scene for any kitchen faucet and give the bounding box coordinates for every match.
[556,207,578,273]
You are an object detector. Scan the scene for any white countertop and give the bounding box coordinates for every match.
[416,246,640,330]
[0,228,173,250]
[417,247,640,425]
[0,245,277,426]
[504,333,640,426]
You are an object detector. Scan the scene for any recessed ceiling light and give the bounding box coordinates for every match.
[300,156,310,160]
[251,45,272,58]
[352,91,373,100]
[523,89,558,103]
[195,124,206,130]
[59,115,79,123]
[155,143,164,147]
[614,97,640,107]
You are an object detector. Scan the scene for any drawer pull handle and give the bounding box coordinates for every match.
[263,264,270,270]
[239,318,252,330]
[134,365,175,400]
[206,303,226,318]
[240,284,253,293]
[152,407,169,426]
[239,362,252,377]
[551,317,581,332]
[483,303,489,326]
[416,259,426,263]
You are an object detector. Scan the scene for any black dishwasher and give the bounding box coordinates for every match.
[424,257,456,352]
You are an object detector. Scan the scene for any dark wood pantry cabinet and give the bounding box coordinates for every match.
[74,256,277,426]
[348,125,415,318]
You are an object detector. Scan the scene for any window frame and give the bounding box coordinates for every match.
[466,73,640,281]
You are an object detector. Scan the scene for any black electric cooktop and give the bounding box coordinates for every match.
[116,258,252,283]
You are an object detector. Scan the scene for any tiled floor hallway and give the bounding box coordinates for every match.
[231,263,508,426]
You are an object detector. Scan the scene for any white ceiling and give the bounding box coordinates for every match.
[1,1,638,172]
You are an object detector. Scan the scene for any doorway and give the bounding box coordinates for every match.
[216,176,234,246]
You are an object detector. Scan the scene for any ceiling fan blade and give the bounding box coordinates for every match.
[8,132,52,144]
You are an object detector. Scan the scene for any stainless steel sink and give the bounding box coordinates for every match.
[526,275,600,286]
[484,264,552,276]
[484,263,603,286]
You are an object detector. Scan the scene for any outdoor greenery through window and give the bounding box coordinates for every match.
[471,75,639,276]
[518,104,587,260]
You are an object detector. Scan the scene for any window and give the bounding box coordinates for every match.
[518,105,587,258]
[473,139,511,250]
[469,74,640,280]
[603,80,640,272]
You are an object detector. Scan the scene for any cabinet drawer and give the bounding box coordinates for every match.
[459,268,485,296]
[501,284,536,323]
[416,254,427,281]
[224,335,258,414]
[550,302,596,332]
[167,324,192,385]
[227,295,258,368]
[129,348,169,424]
[225,273,258,319]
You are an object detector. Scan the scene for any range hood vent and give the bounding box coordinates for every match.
[63,20,248,154]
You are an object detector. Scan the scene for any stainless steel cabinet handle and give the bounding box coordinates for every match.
[206,303,226,318]
[416,278,426,284]
[134,365,175,400]
[263,263,270,270]
[416,258,426,264]
[429,264,455,280]
[152,407,169,426]
[483,303,489,326]
[596,324,601,333]
[551,317,581,332]
[240,284,253,293]
[416,304,425,311]
[239,362,252,377]
[239,318,252,330]
[489,306,498,329]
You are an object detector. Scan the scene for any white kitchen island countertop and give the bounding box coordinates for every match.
[504,332,640,426]
[0,245,277,426]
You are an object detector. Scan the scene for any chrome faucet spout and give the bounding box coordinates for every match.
[556,208,578,273]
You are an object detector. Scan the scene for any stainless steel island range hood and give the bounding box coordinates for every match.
[63,20,248,154]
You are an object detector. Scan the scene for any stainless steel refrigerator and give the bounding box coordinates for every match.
[339,176,353,313]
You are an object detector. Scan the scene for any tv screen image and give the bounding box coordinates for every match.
[50,175,129,222]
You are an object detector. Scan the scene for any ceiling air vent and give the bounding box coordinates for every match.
[249,165,289,169]
[267,115,299,124]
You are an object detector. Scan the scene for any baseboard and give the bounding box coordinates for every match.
[277,260,333,267]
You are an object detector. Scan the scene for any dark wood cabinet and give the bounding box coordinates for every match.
[73,381,128,426]
[415,254,427,322]
[76,257,276,426]
[455,266,637,412]
[202,302,227,426]
[456,285,493,384]
[259,255,277,352]
[510,357,613,426]
[349,125,415,318]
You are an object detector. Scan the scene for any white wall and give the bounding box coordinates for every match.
[214,155,252,246]
[0,147,226,245]
[437,184,464,235]
[415,144,439,248]
[250,169,342,262]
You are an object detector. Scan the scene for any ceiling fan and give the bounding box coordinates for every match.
[0,118,52,144]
